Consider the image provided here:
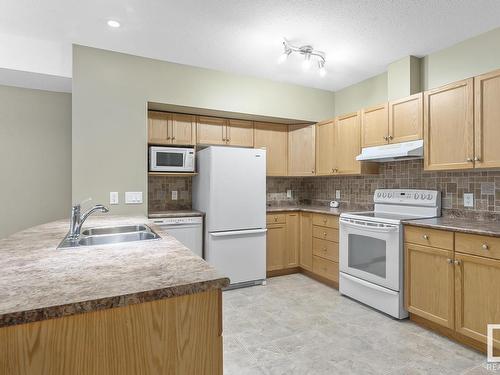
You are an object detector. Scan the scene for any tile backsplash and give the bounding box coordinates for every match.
[149,160,500,218]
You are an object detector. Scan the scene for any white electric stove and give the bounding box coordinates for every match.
[339,189,441,319]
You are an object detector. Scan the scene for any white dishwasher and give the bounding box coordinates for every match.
[150,216,203,258]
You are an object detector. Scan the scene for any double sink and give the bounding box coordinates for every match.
[58,224,161,248]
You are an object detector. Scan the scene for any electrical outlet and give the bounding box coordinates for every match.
[335,190,341,199]
[286,189,292,199]
[463,193,474,208]
[109,192,119,205]
[125,192,143,204]
[172,190,178,201]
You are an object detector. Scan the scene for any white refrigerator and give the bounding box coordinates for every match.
[193,146,267,288]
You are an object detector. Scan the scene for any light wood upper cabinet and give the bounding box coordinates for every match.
[300,212,313,271]
[227,119,254,147]
[197,116,227,145]
[361,104,388,148]
[266,222,286,272]
[315,120,335,175]
[334,112,362,175]
[454,253,500,346]
[148,111,171,145]
[285,213,300,268]
[170,113,196,145]
[389,93,423,144]
[288,124,316,176]
[474,68,500,169]
[254,122,287,176]
[424,78,474,171]
[405,243,455,329]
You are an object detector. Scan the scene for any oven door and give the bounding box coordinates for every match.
[149,147,194,172]
[339,217,401,291]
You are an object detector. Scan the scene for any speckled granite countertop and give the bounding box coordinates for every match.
[403,217,500,237]
[266,204,371,216]
[0,216,228,328]
[148,210,204,218]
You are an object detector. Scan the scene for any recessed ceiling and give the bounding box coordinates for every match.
[1,0,500,91]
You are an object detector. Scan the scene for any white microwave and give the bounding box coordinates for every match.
[149,146,195,172]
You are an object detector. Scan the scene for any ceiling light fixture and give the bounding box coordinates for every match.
[279,38,326,77]
[107,19,121,28]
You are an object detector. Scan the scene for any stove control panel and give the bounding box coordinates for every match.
[374,189,440,206]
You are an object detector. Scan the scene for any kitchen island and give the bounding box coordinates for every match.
[0,215,229,375]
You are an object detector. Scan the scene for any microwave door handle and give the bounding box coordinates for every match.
[340,218,398,233]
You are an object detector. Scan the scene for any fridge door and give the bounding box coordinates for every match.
[205,147,266,232]
[206,229,266,285]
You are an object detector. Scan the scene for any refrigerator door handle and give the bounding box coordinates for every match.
[210,229,267,237]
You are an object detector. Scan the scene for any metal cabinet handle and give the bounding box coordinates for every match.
[482,243,489,250]
[474,156,481,162]
[167,136,171,140]
[454,260,461,265]
[422,234,429,240]
[331,168,335,173]
[323,218,327,223]
[274,216,278,222]
[323,232,327,237]
[388,135,393,140]
[383,136,389,141]
[312,170,315,174]
[466,157,473,162]
[172,137,176,141]
[446,258,453,264]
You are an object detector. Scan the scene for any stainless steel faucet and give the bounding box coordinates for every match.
[68,203,109,240]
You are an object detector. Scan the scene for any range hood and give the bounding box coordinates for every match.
[356,140,423,162]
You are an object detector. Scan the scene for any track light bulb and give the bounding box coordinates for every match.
[302,54,312,70]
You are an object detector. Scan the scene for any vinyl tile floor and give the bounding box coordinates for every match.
[223,274,496,375]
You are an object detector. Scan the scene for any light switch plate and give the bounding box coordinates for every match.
[463,193,474,208]
[125,192,143,204]
[172,190,178,201]
[335,190,341,199]
[109,192,119,205]
[286,189,292,199]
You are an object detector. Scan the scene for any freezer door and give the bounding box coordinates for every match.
[206,147,266,232]
[206,229,266,285]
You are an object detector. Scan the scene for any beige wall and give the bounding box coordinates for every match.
[0,85,71,239]
[72,45,335,215]
[387,56,421,101]
[333,72,387,116]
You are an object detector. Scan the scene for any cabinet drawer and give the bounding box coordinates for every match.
[312,226,339,242]
[312,238,338,262]
[455,233,500,260]
[266,213,286,225]
[312,256,339,282]
[312,214,339,229]
[404,226,453,250]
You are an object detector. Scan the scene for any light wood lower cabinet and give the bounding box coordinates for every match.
[266,212,299,272]
[299,212,313,271]
[285,213,300,268]
[0,290,223,375]
[405,243,454,329]
[266,221,287,272]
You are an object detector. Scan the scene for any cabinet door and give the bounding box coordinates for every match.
[227,120,254,147]
[197,116,226,145]
[300,212,313,271]
[266,224,286,272]
[424,78,474,171]
[334,112,361,175]
[405,243,454,328]
[361,104,388,148]
[148,111,171,145]
[285,213,300,268]
[474,69,500,169]
[171,113,196,145]
[389,93,423,144]
[315,120,335,175]
[254,122,287,176]
[288,124,316,176]
[455,253,500,347]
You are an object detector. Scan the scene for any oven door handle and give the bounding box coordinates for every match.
[341,273,399,295]
[340,218,399,233]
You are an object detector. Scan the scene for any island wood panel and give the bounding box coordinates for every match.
[389,93,423,144]
[405,243,455,329]
[315,120,335,175]
[227,119,254,147]
[0,290,223,375]
[299,212,313,271]
[424,78,474,171]
[288,124,316,176]
[361,103,388,148]
[474,68,500,169]
[254,122,288,176]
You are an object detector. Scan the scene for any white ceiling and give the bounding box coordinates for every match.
[1,0,500,92]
